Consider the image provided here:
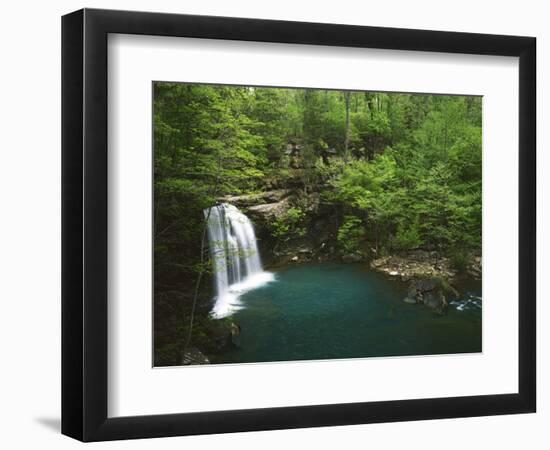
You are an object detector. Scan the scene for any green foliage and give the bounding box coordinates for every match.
[448,247,472,273]
[393,220,422,250]
[337,216,366,253]
[270,207,306,241]
[152,83,482,364]
[327,95,481,255]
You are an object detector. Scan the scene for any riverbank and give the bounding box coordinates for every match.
[370,250,481,282]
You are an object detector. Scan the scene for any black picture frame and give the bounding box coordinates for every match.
[62,8,536,442]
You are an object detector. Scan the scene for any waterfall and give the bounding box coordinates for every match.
[204,203,274,318]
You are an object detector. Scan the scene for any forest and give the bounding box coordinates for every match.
[153,82,482,366]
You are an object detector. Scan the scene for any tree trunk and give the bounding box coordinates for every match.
[182,132,225,359]
[344,91,351,164]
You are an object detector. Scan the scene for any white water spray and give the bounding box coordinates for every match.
[204,203,274,318]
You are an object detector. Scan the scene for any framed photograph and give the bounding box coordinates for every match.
[62,8,536,441]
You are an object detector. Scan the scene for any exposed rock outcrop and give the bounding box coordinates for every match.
[467,256,482,279]
[221,189,291,207]
[221,190,295,222]
[221,187,341,267]
[247,197,292,220]
[370,250,457,281]
[403,277,456,315]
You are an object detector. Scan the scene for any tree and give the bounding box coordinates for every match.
[343,91,351,163]
[153,83,482,365]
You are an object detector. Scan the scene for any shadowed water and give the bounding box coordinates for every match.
[214,263,481,364]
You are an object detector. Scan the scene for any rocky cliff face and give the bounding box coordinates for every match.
[220,188,481,299]
[222,189,290,209]
[220,189,340,268]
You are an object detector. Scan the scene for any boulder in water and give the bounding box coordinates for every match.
[404,277,453,315]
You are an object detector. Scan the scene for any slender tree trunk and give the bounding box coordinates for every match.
[443,109,448,161]
[344,91,351,164]
[182,136,225,359]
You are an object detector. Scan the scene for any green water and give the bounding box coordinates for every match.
[214,263,481,364]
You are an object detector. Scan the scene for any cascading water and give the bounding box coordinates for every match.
[204,203,275,318]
